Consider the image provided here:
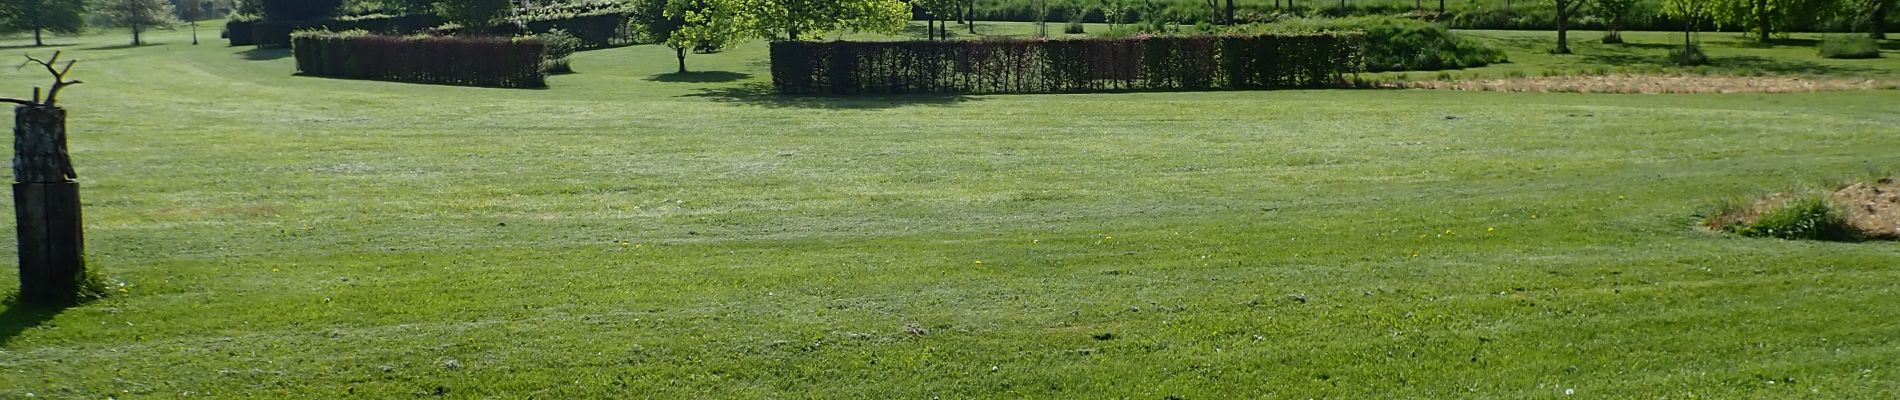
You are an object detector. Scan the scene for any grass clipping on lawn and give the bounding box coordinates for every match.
[1403,74,1900,94]
[1707,178,1900,241]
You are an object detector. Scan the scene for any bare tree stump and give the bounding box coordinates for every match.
[13,106,85,305]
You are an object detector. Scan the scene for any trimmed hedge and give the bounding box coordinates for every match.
[226,19,258,46]
[256,15,444,48]
[291,31,549,88]
[770,34,1363,95]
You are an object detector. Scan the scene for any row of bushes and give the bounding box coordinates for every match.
[241,12,636,50]
[966,0,1898,32]
[770,33,1364,95]
[291,31,550,88]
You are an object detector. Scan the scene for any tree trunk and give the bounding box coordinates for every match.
[13,106,86,306]
[1555,2,1570,54]
[132,26,142,46]
[1225,0,1234,24]
[193,21,200,45]
[1755,0,1770,42]
[968,1,977,34]
[675,47,686,73]
[34,28,43,47]
[1438,0,1444,14]
[1875,0,1891,39]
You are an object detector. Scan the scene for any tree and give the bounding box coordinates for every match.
[95,0,176,45]
[918,0,961,40]
[435,0,514,31]
[664,0,750,72]
[1868,0,1894,38]
[1661,0,1713,50]
[1591,0,1635,43]
[1712,0,1833,43]
[258,0,340,21]
[175,0,220,44]
[1552,0,1588,54]
[743,0,908,41]
[0,0,87,46]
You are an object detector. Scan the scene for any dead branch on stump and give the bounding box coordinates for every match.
[1,51,83,108]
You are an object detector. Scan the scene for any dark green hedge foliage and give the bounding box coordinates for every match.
[256,15,443,48]
[770,33,1364,95]
[291,32,549,88]
[520,12,636,50]
[226,19,258,46]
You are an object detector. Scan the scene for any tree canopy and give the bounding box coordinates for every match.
[0,0,88,46]
[744,0,909,41]
[94,0,176,45]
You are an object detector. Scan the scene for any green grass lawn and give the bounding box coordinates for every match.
[0,24,1897,398]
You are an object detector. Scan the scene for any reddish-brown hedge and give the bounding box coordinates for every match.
[292,32,548,88]
[770,33,1364,95]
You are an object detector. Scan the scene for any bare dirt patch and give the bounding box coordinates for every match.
[1830,178,1900,240]
[1707,178,1900,240]
[1401,75,1900,94]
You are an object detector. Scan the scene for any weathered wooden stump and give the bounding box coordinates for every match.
[4,52,87,305]
[13,105,85,305]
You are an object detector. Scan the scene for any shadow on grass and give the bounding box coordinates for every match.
[291,73,550,90]
[0,43,74,51]
[85,42,164,51]
[239,47,290,61]
[683,82,981,109]
[0,300,66,347]
[647,71,752,83]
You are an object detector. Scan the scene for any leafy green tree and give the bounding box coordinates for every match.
[176,0,220,44]
[1551,0,1588,54]
[1713,0,1834,42]
[1,0,87,46]
[435,0,514,31]
[663,0,751,72]
[743,0,907,41]
[1864,0,1894,38]
[918,0,961,40]
[95,0,176,45]
[1661,0,1713,49]
[1590,0,1635,43]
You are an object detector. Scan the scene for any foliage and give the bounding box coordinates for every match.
[532,28,581,72]
[769,33,1365,94]
[94,0,177,44]
[1818,36,1881,58]
[628,0,680,44]
[1710,0,1835,41]
[1590,0,1637,41]
[260,0,342,21]
[744,0,910,41]
[0,0,89,41]
[1257,16,1507,71]
[291,29,548,88]
[665,0,749,65]
[1720,195,1852,240]
[434,0,513,29]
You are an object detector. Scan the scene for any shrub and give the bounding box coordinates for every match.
[1065,20,1086,34]
[1819,37,1881,59]
[291,30,548,88]
[769,33,1365,95]
[226,19,259,45]
[1257,16,1506,72]
[518,11,637,50]
[532,29,582,73]
[1721,195,1852,240]
[1669,44,1709,65]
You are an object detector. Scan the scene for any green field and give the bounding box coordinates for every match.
[1,23,1899,398]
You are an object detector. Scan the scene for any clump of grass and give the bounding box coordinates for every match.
[1670,44,1709,66]
[1819,37,1881,59]
[1707,193,1853,241]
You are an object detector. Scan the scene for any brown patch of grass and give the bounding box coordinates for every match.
[1400,74,1900,94]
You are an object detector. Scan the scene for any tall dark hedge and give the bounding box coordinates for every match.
[770,33,1364,95]
[261,0,343,21]
[225,19,258,46]
[291,32,549,88]
[520,12,636,50]
[254,14,444,48]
